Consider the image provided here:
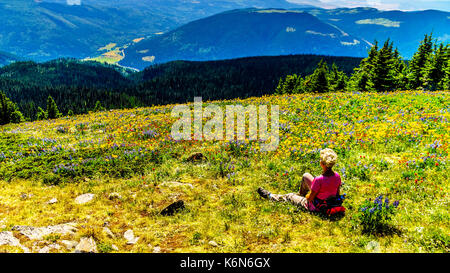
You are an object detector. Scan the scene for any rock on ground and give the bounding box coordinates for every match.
[124,229,139,245]
[74,193,95,204]
[12,223,77,240]
[0,231,21,247]
[47,198,58,204]
[160,200,185,216]
[75,237,97,253]
[61,240,78,250]
[0,231,29,252]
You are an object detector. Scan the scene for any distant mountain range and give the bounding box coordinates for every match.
[119,8,371,70]
[0,1,448,69]
[0,0,309,61]
[120,7,450,69]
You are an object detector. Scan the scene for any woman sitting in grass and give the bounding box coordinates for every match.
[257,148,342,212]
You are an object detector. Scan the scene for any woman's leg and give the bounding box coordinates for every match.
[269,193,309,209]
[299,173,314,196]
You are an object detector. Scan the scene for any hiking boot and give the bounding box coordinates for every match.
[257,187,271,199]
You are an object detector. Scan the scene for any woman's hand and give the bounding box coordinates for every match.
[306,190,318,203]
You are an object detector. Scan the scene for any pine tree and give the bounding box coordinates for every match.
[36,107,47,120]
[282,74,299,94]
[408,34,434,89]
[423,43,448,90]
[309,59,329,93]
[348,41,378,91]
[46,95,61,119]
[294,75,305,93]
[330,63,348,91]
[0,91,24,125]
[275,78,284,95]
[392,48,408,90]
[440,57,450,90]
[94,100,104,112]
[371,39,396,91]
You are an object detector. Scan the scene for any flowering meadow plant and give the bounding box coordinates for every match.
[355,195,400,234]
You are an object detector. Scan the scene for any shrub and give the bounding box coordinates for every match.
[354,195,399,234]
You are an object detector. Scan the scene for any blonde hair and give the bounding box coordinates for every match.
[320,148,337,168]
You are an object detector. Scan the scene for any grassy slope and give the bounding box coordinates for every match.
[0,91,448,253]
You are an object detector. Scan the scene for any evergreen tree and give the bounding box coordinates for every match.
[348,41,378,91]
[440,57,450,90]
[94,100,104,112]
[36,107,47,120]
[423,43,449,90]
[294,75,305,93]
[392,48,409,90]
[408,34,434,89]
[275,78,284,95]
[371,40,396,91]
[46,95,61,119]
[309,59,329,93]
[0,91,24,125]
[282,74,299,94]
[330,63,348,91]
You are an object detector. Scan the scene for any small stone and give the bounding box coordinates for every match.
[47,198,58,204]
[208,240,218,247]
[75,193,95,204]
[124,229,139,245]
[75,237,97,253]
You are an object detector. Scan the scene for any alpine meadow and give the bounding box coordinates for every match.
[0,1,448,255]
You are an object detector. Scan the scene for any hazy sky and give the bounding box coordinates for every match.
[288,0,450,11]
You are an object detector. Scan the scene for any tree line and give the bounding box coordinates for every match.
[0,54,361,124]
[275,34,449,94]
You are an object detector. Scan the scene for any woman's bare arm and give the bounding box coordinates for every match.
[306,190,318,203]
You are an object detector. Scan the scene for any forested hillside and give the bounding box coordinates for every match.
[0,54,362,122]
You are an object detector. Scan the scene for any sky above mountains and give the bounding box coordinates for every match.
[289,0,450,11]
[57,0,450,11]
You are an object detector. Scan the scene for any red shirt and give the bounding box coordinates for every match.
[311,172,341,200]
